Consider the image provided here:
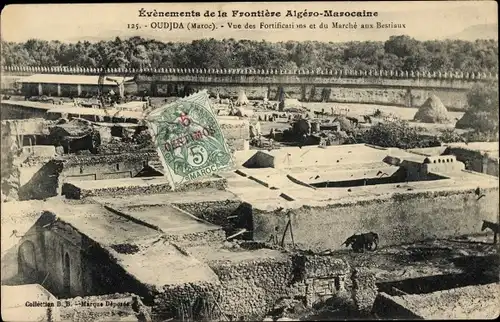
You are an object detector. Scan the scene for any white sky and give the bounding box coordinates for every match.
[1,1,498,43]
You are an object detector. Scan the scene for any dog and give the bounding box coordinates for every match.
[342,232,379,252]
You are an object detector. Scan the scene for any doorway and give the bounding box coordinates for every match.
[63,253,71,297]
[18,241,38,283]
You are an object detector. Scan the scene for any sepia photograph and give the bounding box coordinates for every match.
[0,1,498,321]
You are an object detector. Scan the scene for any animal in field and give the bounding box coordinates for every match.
[345,116,359,126]
[475,187,486,200]
[481,220,499,234]
[342,232,379,252]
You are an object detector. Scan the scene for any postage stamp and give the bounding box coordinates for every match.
[146,90,233,188]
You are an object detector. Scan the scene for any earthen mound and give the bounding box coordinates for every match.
[413,95,450,124]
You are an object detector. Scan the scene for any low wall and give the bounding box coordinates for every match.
[174,199,243,231]
[290,255,351,308]
[17,152,160,200]
[373,283,500,319]
[205,250,352,320]
[445,147,500,177]
[152,282,222,321]
[62,176,228,200]
[372,293,424,319]
[161,229,226,247]
[0,102,50,120]
[251,188,499,251]
[210,255,294,319]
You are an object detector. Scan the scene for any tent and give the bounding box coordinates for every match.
[282,98,305,112]
[236,90,250,106]
[413,94,450,124]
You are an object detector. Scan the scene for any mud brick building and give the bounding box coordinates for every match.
[17,74,137,98]
[221,144,499,251]
[1,196,353,320]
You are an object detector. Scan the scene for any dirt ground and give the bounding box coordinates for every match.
[295,233,499,321]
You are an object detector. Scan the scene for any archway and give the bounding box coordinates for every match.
[63,253,71,297]
[18,241,38,283]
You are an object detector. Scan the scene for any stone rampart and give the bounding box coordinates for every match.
[4,66,498,110]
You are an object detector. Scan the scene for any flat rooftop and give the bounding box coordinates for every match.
[386,283,500,319]
[186,244,289,264]
[3,199,223,288]
[44,203,160,246]
[2,100,55,111]
[112,204,221,235]
[226,145,499,210]
[114,239,220,287]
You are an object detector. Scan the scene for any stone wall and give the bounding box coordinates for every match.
[9,212,87,298]
[209,256,294,319]
[60,293,141,322]
[444,147,500,177]
[0,102,50,120]
[17,152,162,200]
[290,255,351,308]
[204,251,352,320]
[351,268,378,314]
[4,66,497,111]
[174,199,243,232]
[162,229,227,247]
[62,176,228,200]
[152,282,222,321]
[251,188,499,251]
[1,120,21,200]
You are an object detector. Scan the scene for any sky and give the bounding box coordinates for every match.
[1,1,498,43]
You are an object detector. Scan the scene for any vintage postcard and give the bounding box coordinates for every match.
[1,1,499,321]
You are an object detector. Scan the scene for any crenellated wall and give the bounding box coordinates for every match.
[3,66,498,110]
[2,65,498,80]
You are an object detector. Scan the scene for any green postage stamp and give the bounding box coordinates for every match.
[145,90,233,189]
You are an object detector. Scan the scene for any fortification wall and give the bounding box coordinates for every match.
[4,66,497,111]
[251,188,499,251]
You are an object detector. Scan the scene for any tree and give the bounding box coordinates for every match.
[1,36,498,74]
[456,80,499,134]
